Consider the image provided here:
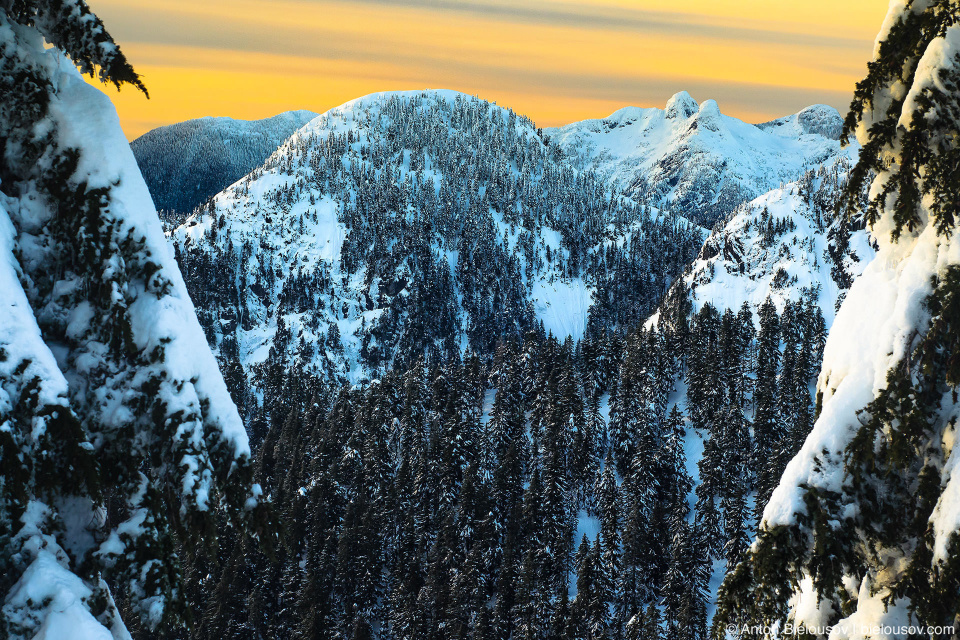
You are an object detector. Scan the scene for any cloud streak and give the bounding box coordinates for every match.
[86,0,884,138]
[339,0,869,49]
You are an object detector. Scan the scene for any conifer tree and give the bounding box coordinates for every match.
[609,332,645,476]
[751,298,781,518]
[595,455,622,624]
[571,537,610,640]
[661,406,696,640]
[717,3,960,636]
[0,2,268,637]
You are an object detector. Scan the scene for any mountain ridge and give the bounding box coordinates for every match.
[546,92,846,226]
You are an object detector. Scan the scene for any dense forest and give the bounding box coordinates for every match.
[178,292,825,640]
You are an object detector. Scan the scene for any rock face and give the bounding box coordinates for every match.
[547,93,846,226]
[757,104,845,140]
[656,156,874,329]
[130,110,318,214]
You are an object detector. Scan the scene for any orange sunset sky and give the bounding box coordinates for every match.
[85,0,890,140]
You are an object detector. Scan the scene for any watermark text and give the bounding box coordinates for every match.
[726,623,956,637]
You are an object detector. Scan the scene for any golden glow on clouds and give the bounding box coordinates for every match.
[86,0,889,139]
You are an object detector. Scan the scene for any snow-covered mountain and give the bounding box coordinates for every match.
[632,156,876,614]
[547,92,846,226]
[131,110,318,215]
[655,156,874,330]
[163,91,873,637]
[151,86,881,637]
[170,90,704,395]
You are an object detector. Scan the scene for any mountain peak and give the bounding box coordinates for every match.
[796,104,844,139]
[665,91,699,119]
[692,99,723,131]
[547,95,854,226]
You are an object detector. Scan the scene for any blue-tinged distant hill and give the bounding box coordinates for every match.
[131,110,318,214]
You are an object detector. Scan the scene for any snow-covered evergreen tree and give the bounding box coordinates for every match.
[717,2,960,637]
[0,2,266,637]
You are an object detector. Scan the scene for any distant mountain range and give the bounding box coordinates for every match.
[133,95,846,230]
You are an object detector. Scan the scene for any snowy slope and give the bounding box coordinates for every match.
[39,52,251,462]
[711,8,960,637]
[766,201,960,634]
[547,92,846,226]
[642,156,876,622]
[131,110,318,214]
[668,156,875,328]
[758,22,960,637]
